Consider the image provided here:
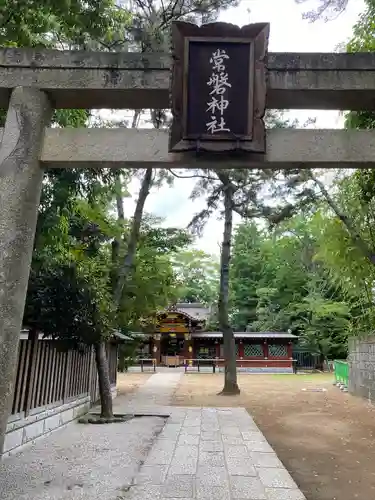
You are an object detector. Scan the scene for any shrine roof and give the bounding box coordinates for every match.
[192,332,297,339]
[159,302,211,322]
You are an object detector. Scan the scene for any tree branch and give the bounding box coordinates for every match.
[113,168,153,306]
[167,169,216,181]
[307,169,375,264]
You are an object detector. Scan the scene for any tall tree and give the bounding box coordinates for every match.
[218,182,240,394]
[173,249,220,304]
[230,223,264,330]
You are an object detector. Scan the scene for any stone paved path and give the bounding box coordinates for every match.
[114,371,182,413]
[114,372,306,500]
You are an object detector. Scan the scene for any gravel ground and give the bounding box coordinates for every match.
[0,416,166,500]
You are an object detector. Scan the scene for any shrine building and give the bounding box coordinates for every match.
[137,303,297,373]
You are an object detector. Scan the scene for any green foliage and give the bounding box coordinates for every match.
[345,0,375,130]
[310,173,375,337]
[173,249,220,305]
[25,258,115,346]
[230,223,264,329]
[26,179,190,344]
[0,0,130,48]
[0,0,130,126]
[230,215,352,358]
[292,295,349,359]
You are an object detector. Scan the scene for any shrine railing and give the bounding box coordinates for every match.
[125,358,157,372]
[184,358,297,373]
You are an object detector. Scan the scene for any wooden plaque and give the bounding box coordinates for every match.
[169,21,270,154]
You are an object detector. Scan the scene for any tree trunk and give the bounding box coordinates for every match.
[218,184,240,395]
[94,342,114,419]
[113,167,153,307]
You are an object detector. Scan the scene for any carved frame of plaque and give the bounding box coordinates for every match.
[169,21,269,154]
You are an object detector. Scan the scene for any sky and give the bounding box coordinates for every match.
[121,0,366,256]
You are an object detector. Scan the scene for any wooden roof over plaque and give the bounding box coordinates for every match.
[169,21,270,154]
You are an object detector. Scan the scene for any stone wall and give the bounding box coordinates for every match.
[2,385,117,458]
[348,336,375,402]
[3,395,91,458]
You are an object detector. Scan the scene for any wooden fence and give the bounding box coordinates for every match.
[11,335,118,417]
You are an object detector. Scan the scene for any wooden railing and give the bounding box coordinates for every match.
[184,358,297,373]
[11,338,118,416]
[125,358,157,372]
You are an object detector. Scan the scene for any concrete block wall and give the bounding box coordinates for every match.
[2,384,118,458]
[2,396,91,458]
[348,336,375,402]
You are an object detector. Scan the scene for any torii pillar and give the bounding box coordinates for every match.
[0,87,52,454]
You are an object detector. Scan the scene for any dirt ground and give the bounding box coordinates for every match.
[116,372,151,396]
[172,373,375,500]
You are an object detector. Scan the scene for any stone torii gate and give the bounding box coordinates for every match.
[1,36,375,451]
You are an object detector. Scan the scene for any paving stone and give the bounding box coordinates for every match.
[174,445,198,460]
[265,488,306,500]
[159,424,182,439]
[168,458,197,475]
[258,468,297,489]
[126,484,162,500]
[224,445,250,458]
[222,435,244,445]
[153,440,177,453]
[196,466,228,487]
[183,420,201,428]
[218,416,237,423]
[164,423,183,431]
[198,451,226,467]
[199,440,224,452]
[230,475,267,499]
[226,456,257,476]
[162,474,195,498]
[218,419,237,426]
[169,446,198,475]
[177,434,200,446]
[201,425,220,432]
[250,452,283,468]
[196,485,231,500]
[220,427,242,437]
[144,448,174,465]
[245,440,274,453]
[135,465,168,485]
[167,416,186,422]
[181,426,201,436]
[201,430,222,440]
[242,431,266,441]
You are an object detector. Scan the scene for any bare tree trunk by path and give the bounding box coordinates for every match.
[94,342,114,419]
[0,87,52,452]
[218,184,240,395]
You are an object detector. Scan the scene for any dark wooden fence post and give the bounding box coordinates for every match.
[62,350,72,403]
[24,330,39,417]
[88,346,95,403]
